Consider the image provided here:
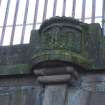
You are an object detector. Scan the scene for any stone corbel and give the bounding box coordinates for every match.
[33,66,79,105]
[33,66,79,84]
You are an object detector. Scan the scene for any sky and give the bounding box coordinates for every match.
[0,0,103,46]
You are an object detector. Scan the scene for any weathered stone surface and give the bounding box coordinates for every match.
[90,92,105,105]
[0,16,104,75]
[0,44,30,65]
[31,17,91,69]
[1,72,105,105]
[43,85,67,105]
[0,64,31,75]
[67,88,105,105]
[0,85,44,105]
[81,73,105,92]
[34,66,78,79]
[101,36,105,68]
[34,66,74,75]
[0,44,31,75]
[37,74,71,84]
[67,88,90,105]
[31,17,104,70]
[0,93,10,105]
[83,23,103,69]
[1,16,105,105]
[35,65,79,84]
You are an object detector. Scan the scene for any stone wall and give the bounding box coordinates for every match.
[0,17,105,105]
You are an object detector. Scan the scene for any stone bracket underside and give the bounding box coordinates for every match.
[34,66,78,84]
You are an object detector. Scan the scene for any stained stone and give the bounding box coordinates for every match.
[31,17,104,70]
[67,88,91,105]
[0,86,44,105]
[43,85,67,105]
[90,92,105,105]
[34,66,78,79]
[34,66,74,76]
[37,74,71,84]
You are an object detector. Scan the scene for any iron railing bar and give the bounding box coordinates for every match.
[72,0,76,18]
[43,0,48,21]
[0,23,41,28]
[0,0,11,45]
[10,0,20,45]
[0,16,103,28]
[53,0,57,16]
[62,0,66,16]
[33,0,39,29]
[81,0,86,22]
[102,0,105,35]
[20,0,29,44]
[91,0,96,23]
[82,16,102,19]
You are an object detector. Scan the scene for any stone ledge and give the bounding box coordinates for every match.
[34,66,78,79]
[37,74,71,84]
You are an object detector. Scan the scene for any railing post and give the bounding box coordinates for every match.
[81,0,86,22]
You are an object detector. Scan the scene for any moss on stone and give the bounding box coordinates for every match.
[0,64,31,75]
[32,49,92,68]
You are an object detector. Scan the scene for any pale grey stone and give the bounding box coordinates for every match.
[43,85,67,105]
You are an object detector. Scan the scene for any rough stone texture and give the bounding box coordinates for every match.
[0,44,31,75]
[83,23,103,69]
[0,44,30,65]
[0,85,43,105]
[34,66,74,76]
[43,85,67,105]
[67,72,105,105]
[37,74,71,84]
[67,88,90,105]
[31,17,104,70]
[31,17,91,69]
[101,36,105,68]
[33,66,78,80]
[0,16,105,105]
[0,71,105,105]
[0,16,105,75]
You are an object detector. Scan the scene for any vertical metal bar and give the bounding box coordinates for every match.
[10,0,20,45]
[72,0,76,18]
[0,0,11,45]
[20,0,29,44]
[62,0,66,16]
[33,0,39,29]
[81,0,86,22]
[102,0,105,35]
[43,0,48,21]
[53,0,57,16]
[91,0,96,23]
[0,0,1,6]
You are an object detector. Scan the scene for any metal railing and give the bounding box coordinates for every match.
[0,0,104,46]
